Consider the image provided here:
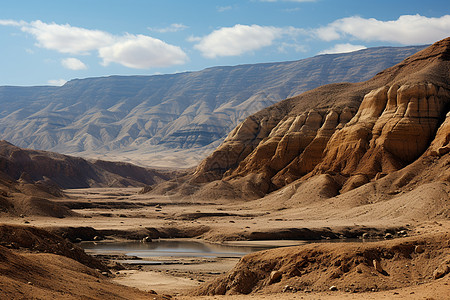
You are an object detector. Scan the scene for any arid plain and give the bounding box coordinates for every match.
[1,186,449,299]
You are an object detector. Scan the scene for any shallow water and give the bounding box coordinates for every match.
[80,239,271,259]
[80,238,383,265]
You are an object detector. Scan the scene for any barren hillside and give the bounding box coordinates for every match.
[190,37,450,203]
[0,140,174,216]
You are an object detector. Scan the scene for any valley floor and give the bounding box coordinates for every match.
[1,187,449,299]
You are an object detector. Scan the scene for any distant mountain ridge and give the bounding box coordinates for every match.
[0,45,426,167]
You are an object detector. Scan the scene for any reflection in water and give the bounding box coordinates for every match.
[81,238,377,261]
[80,240,269,258]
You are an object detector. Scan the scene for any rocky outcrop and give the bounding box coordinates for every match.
[221,108,357,188]
[193,112,284,183]
[315,83,450,181]
[428,112,450,156]
[192,38,450,198]
[194,232,450,295]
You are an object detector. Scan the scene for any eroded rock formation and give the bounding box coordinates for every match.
[192,37,450,198]
[315,83,450,185]
[193,111,285,183]
[429,111,450,156]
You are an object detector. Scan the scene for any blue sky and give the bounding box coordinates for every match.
[1,0,449,86]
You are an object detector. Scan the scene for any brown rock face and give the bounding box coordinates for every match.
[233,110,328,180]
[316,83,450,178]
[193,108,286,183]
[271,108,354,187]
[428,111,450,156]
[192,37,450,197]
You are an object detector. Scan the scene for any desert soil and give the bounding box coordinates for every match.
[1,187,449,299]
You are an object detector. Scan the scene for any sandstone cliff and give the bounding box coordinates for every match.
[192,38,450,199]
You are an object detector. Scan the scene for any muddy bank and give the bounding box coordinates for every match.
[0,224,107,271]
[49,225,211,243]
[0,224,170,300]
[201,225,407,242]
[192,232,450,296]
[47,223,407,244]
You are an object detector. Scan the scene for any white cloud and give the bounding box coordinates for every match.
[61,58,87,70]
[186,35,202,42]
[21,20,114,54]
[277,42,307,53]
[194,25,305,58]
[314,26,341,41]
[194,24,284,58]
[0,19,188,69]
[217,6,232,12]
[99,34,188,69]
[148,23,188,33]
[318,43,366,55]
[315,15,450,45]
[0,19,26,26]
[47,79,67,86]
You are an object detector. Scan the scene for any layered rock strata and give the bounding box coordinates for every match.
[192,38,450,197]
[315,83,449,191]
[428,111,450,156]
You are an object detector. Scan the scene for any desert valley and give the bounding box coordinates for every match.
[0,33,450,300]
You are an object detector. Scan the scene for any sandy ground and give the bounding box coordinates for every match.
[113,270,201,294]
[1,187,449,299]
[175,274,449,300]
[107,254,238,295]
[2,187,427,235]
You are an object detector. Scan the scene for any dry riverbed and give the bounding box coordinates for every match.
[1,187,449,299]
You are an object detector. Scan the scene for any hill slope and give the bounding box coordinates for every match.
[0,46,425,168]
[179,37,450,216]
[0,140,173,216]
[0,225,159,299]
[0,140,170,189]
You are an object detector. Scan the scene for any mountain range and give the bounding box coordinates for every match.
[0,45,426,168]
